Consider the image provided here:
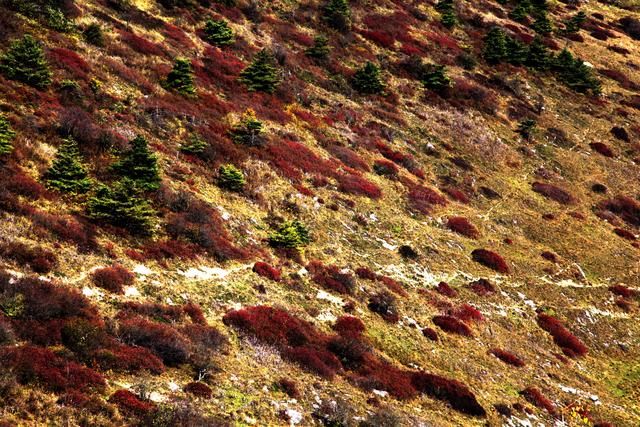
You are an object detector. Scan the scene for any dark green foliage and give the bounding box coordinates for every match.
[268,220,310,249]
[230,110,265,146]
[510,1,531,22]
[436,0,456,29]
[456,52,476,70]
[525,36,550,70]
[111,135,161,191]
[6,0,73,31]
[239,50,280,93]
[323,0,351,31]
[420,64,451,93]
[505,37,529,65]
[563,11,586,34]
[83,23,105,46]
[44,6,74,32]
[0,115,16,157]
[531,12,552,35]
[305,35,330,59]
[164,58,196,95]
[179,134,207,155]
[552,49,601,94]
[483,27,508,64]
[203,19,235,46]
[516,119,536,141]
[86,179,156,235]
[217,164,245,192]
[351,62,385,94]
[44,137,92,194]
[0,35,52,90]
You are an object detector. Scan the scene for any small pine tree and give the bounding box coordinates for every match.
[83,23,104,46]
[351,62,385,94]
[483,27,508,64]
[553,49,601,95]
[111,135,161,191]
[505,37,529,65]
[203,19,235,46]
[563,11,587,34]
[0,115,16,157]
[525,36,550,70]
[323,0,351,31]
[230,109,265,146]
[180,134,207,155]
[164,58,196,95]
[532,12,553,35]
[44,137,92,194]
[0,35,52,90]
[305,35,331,59]
[510,1,531,22]
[420,64,452,93]
[517,119,536,141]
[218,164,245,192]
[86,179,156,235]
[268,220,310,249]
[436,0,457,29]
[239,49,280,93]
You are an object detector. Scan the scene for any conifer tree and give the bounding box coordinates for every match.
[505,37,529,65]
[44,137,92,194]
[239,50,280,93]
[553,49,601,94]
[218,164,245,192]
[86,179,156,235]
[111,135,161,191]
[180,134,207,155]
[562,11,587,34]
[203,19,235,46]
[510,1,531,22]
[164,58,196,95]
[83,23,104,46]
[305,35,330,59]
[532,12,553,35]
[351,62,385,94]
[0,115,16,157]
[517,119,536,141]
[268,220,310,249]
[525,36,550,70]
[230,109,265,146]
[483,27,508,64]
[420,64,452,93]
[323,0,351,31]
[436,0,457,29]
[0,35,52,90]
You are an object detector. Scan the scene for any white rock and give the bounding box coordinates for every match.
[133,264,153,276]
[124,286,140,297]
[285,409,303,425]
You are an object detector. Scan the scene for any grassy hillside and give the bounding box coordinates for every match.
[0,0,639,425]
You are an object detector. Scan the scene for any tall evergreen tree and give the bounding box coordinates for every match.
[44,137,92,194]
[483,27,508,64]
[436,0,457,29]
[505,36,529,65]
[86,179,156,235]
[323,0,351,31]
[0,115,16,157]
[239,50,280,93]
[553,49,601,94]
[525,36,550,70]
[532,12,553,35]
[0,35,52,89]
[510,1,531,22]
[111,135,161,191]
[164,58,196,95]
[203,19,235,46]
[351,62,385,94]
[305,35,331,59]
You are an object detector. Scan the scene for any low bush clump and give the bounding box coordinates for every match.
[596,196,640,227]
[432,315,473,337]
[333,315,365,339]
[308,261,356,295]
[91,264,134,294]
[379,275,408,297]
[471,249,510,274]
[451,304,484,322]
[468,279,496,296]
[411,372,486,417]
[489,349,525,367]
[253,262,281,281]
[118,316,191,366]
[368,291,399,322]
[447,216,480,239]
[422,328,439,341]
[436,281,458,298]
[536,313,587,358]
[0,241,58,273]
[609,284,637,299]
[532,182,576,205]
[268,220,310,249]
[277,378,300,398]
[336,174,382,199]
[183,382,212,399]
[520,387,556,415]
[109,389,155,416]
[407,184,448,214]
[589,142,614,158]
[355,267,377,281]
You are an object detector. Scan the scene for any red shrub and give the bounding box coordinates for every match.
[181,324,228,352]
[597,196,640,227]
[599,69,639,91]
[442,187,470,204]
[91,264,134,294]
[489,349,525,367]
[468,279,496,296]
[610,126,630,142]
[520,387,556,415]
[337,173,382,199]
[532,182,576,205]
[355,266,378,280]
[30,211,97,250]
[109,389,155,416]
[471,249,510,274]
[119,302,186,323]
[355,357,418,400]
[277,378,300,398]
[4,166,46,199]
[142,239,199,261]
[333,315,365,339]
[379,275,408,297]
[436,281,458,298]
[184,382,212,399]
[0,241,57,273]
[253,262,281,281]
[183,302,207,325]
[94,344,165,374]
[118,316,191,366]
[0,345,105,393]
[284,345,342,379]
[48,47,90,79]
[536,313,587,358]
[541,251,558,263]
[374,158,399,178]
[407,184,448,214]
[589,142,615,157]
[361,30,395,48]
[307,261,356,295]
[368,291,400,323]
[432,315,473,337]
[328,145,370,171]
[411,372,486,417]
[451,304,484,322]
[422,328,439,341]
[609,284,637,299]
[614,227,636,240]
[119,30,165,56]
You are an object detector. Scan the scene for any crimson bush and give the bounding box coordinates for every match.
[92,264,134,294]
[536,313,587,358]
[489,348,525,367]
[253,261,281,281]
[447,216,479,239]
[411,372,486,417]
[432,315,473,337]
[471,249,510,274]
[532,182,576,205]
